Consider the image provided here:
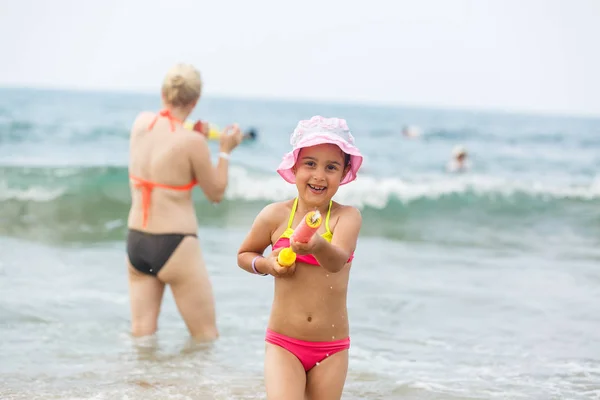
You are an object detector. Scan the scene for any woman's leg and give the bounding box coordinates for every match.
[127,261,166,337]
[158,236,218,341]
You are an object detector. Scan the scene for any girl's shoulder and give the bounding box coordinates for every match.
[256,199,295,226]
[331,202,361,218]
[328,202,362,232]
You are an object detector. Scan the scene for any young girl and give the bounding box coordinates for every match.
[237,116,364,400]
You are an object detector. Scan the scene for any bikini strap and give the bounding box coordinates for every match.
[288,198,332,232]
[129,178,153,227]
[147,109,181,132]
[325,200,333,234]
[287,197,298,229]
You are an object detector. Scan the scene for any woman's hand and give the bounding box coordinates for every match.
[219,123,243,154]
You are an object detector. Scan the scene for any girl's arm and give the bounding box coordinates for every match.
[237,203,285,276]
[311,206,362,273]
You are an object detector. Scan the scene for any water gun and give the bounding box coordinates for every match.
[277,210,322,267]
[183,120,221,140]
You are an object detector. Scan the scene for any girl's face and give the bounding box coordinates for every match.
[293,144,348,205]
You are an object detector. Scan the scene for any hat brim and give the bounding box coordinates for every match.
[276,133,363,185]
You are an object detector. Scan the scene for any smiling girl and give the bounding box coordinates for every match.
[237,116,364,400]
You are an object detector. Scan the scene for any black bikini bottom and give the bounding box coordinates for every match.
[127,229,197,276]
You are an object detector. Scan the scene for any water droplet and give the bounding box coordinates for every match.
[315,362,320,366]
[332,336,335,339]
[326,274,329,277]
[330,286,333,289]
[326,353,330,357]
[332,324,335,327]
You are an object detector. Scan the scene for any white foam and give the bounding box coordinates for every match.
[224,167,600,209]
[1,166,598,207]
[0,181,65,201]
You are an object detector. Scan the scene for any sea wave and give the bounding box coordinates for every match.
[1,165,598,244]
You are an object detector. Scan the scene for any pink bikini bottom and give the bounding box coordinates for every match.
[265,328,350,371]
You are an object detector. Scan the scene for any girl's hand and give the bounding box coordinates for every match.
[290,234,324,255]
[266,248,296,277]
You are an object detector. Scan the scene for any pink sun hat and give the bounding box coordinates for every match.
[277,116,363,185]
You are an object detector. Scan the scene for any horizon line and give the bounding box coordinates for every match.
[1,83,599,121]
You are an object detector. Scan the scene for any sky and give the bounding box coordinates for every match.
[1,0,599,117]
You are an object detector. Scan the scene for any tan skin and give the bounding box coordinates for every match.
[237,144,362,400]
[127,94,243,341]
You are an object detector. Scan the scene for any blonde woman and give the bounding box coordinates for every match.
[126,63,243,341]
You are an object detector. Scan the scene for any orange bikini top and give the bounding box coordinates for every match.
[129,109,197,227]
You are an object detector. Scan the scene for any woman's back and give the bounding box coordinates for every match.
[128,111,199,234]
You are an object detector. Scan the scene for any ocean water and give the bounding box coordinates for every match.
[0,87,599,399]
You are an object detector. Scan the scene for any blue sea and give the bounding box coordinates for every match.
[1,87,599,399]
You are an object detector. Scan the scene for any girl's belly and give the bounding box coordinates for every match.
[268,264,351,341]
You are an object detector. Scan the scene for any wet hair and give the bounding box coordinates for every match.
[161,63,202,108]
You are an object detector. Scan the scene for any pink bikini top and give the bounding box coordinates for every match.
[272,198,354,266]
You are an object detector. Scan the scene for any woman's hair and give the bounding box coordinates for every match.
[161,63,202,108]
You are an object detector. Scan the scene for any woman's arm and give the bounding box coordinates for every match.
[188,134,230,203]
[187,125,242,203]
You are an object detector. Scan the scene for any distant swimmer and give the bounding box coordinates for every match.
[446,144,470,173]
[244,127,258,141]
[185,120,258,142]
[401,125,421,138]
